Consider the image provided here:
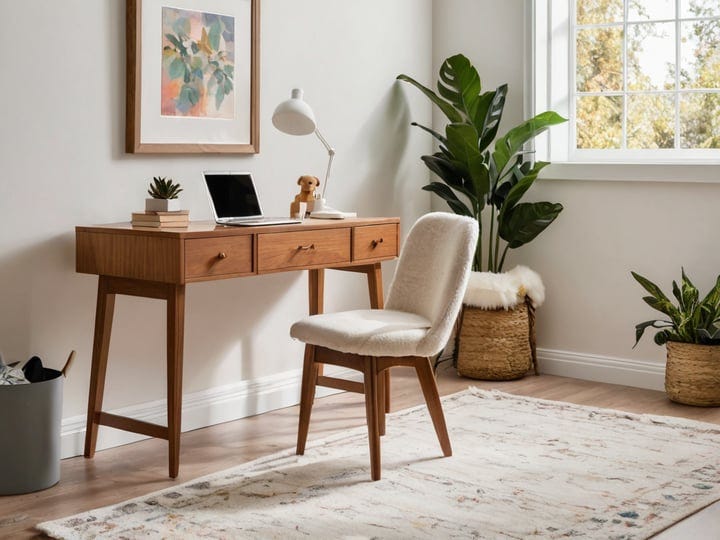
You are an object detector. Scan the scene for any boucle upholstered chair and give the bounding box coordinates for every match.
[290,212,478,480]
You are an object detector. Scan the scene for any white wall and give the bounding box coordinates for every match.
[0,0,433,440]
[432,0,720,388]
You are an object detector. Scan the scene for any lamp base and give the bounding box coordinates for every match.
[309,198,350,219]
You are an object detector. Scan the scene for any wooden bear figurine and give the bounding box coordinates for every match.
[290,175,320,217]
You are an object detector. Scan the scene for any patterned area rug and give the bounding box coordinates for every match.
[38,389,720,539]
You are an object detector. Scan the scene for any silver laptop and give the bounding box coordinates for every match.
[203,171,301,227]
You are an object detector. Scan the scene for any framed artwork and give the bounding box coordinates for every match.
[126,0,260,154]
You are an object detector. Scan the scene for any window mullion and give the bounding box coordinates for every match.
[622,0,628,151]
[674,0,681,150]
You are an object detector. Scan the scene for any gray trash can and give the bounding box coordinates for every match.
[0,368,63,495]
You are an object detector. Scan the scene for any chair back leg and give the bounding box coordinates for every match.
[362,357,382,481]
[415,358,452,457]
[296,345,318,455]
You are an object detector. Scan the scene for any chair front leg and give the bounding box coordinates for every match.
[296,344,318,455]
[415,357,452,457]
[363,356,382,481]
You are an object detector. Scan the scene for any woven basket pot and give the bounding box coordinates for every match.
[456,300,536,380]
[665,342,720,407]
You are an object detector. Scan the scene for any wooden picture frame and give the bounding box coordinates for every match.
[126,0,260,154]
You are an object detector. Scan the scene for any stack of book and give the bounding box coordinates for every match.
[131,210,190,228]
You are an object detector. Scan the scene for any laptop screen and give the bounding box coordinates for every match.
[204,172,262,219]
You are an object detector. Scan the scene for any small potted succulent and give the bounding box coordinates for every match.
[633,269,720,406]
[145,176,183,212]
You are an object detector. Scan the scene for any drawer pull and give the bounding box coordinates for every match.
[217,252,227,259]
[297,244,315,251]
[370,238,384,248]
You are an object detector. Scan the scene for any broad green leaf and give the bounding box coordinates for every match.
[467,154,490,205]
[445,123,481,164]
[437,54,481,121]
[410,122,448,146]
[497,161,550,225]
[498,201,563,248]
[492,111,567,177]
[397,74,462,123]
[478,85,508,151]
[421,154,476,201]
[422,183,473,217]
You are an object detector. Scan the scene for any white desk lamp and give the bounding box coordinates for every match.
[272,89,345,219]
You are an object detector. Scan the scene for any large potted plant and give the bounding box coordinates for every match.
[397,54,566,379]
[632,269,720,406]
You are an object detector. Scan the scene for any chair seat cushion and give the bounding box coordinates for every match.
[290,309,432,357]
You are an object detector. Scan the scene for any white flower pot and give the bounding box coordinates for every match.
[145,198,181,212]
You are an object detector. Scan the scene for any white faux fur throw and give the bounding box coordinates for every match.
[463,265,545,310]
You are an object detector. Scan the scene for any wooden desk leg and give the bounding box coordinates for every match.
[309,269,325,378]
[84,276,116,458]
[366,263,391,413]
[167,284,185,479]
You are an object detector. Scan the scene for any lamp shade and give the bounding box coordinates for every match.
[272,88,316,136]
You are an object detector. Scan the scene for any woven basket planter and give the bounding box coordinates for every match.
[665,342,720,407]
[456,299,537,381]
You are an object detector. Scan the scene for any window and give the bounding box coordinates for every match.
[532,0,720,164]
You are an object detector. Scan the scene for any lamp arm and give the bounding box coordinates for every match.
[314,128,335,199]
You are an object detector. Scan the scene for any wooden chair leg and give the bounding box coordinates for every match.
[363,357,381,480]
[384,370,391,413]
[377,366,386,436]
[296,345,318,455]
[415,357,452,457]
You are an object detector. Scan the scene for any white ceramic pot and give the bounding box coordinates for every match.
[145,198,181,212]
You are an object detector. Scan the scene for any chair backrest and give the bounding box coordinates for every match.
[385,212,478,357]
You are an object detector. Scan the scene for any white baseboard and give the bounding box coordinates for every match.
[537,348,665,392]
[60,367,361,459]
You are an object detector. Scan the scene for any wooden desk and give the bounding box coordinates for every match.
[76,218,400,477]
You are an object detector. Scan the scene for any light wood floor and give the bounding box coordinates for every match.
[3,367,720,539]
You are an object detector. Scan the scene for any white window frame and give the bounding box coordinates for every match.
[528,0,720,181]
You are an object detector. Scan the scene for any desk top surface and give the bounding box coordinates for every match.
[77,217,400,239]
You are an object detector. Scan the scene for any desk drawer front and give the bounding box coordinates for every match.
[353,224,398,261]
[185,236,253,278]
[258,229,351,272]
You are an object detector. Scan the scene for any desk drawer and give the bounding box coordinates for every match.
[353,224,398,261]
[185,236,253,278]
[258,229,350,272]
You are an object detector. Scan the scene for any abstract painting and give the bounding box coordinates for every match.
[161,7,235,118]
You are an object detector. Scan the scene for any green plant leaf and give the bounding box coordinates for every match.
[498,201,563,248]
[420,154,475,201]
[633,319,673,347]
[437,54,481,121]
[397,74,462,123]
[680,268,699,311]
[492,111,567,178]
[410,122,448,146]
[445,123,481,164]
[478,85,508,151]
[497,161,550,225]
[467,155,490,208]
[422,182,473,217]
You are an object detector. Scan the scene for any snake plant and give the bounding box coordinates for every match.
[632,269,720,346]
